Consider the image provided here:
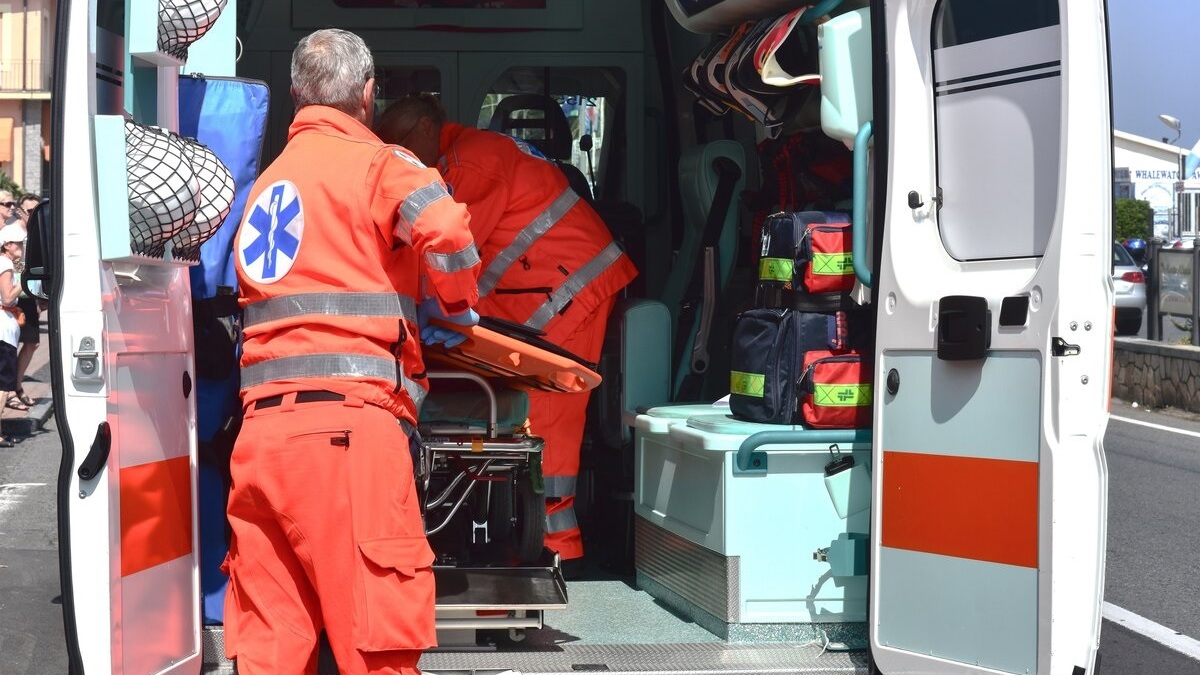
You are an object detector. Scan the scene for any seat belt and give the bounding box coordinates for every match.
[673,155,742,401]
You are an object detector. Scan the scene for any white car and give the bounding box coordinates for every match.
[1113,242,1147,336]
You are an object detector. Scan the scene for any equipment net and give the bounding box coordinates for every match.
[158,0,229,61]
[126,119,235,261]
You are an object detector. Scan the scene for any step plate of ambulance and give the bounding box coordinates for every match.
[418,642,868,674]
[434,564,568,610]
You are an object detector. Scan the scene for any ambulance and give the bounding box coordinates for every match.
[32,0,1113,673]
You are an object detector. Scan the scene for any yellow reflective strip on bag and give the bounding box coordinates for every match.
[812,252,854,276]
[814,384,873,407]
[731,371,766,397]
[758,257,794,282]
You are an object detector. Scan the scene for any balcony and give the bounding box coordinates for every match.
[0,60,52,96]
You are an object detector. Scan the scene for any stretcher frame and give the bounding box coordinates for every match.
[418,322,601,644]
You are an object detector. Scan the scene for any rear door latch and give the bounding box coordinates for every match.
[1051,337,1081,357]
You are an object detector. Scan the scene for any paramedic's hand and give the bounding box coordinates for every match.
[418,298,479,349]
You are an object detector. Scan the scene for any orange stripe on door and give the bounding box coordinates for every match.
[882,451,1038,568]
[120,456,193,577]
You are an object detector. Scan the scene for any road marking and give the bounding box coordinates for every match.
[1110,414,1200,439]
[0,483,47,517]
[1104,602,1200,660]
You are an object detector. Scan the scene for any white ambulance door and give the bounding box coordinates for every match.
[870,1,1111,674]
[45,0,202,672]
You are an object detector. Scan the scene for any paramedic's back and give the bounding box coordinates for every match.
[226,28,479,675]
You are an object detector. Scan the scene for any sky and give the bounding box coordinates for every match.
[1108,0,1200,145]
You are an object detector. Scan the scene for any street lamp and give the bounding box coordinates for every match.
[1160,114,1184,238]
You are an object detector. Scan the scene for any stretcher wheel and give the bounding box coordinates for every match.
[513,476,546,564]
[486,480,514,543]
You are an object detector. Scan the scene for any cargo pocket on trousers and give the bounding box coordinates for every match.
[353,535,438,652]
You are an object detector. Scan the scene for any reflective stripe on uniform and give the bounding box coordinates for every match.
[244,292,419,328]
[477,189,580,297]
[546,506,578,534]
[425,243,481,274]
[241,353,427,409]
[524,241,624,331]
[543,475,576,499]
[397,182,451,246]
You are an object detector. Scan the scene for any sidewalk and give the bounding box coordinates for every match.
[1,324,54,438]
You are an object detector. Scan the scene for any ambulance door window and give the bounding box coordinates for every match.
[933,0,1061,261]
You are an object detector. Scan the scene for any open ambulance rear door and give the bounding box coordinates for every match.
[870,1,1111,674]
[43,0,204,672]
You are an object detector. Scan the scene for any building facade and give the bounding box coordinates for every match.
[0,0,55,197]
[1114,130,1199,241]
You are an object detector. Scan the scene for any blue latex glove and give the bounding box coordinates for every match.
[417,298,479,349]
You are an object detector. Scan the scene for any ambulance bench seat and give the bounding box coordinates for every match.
[595,140,746,448]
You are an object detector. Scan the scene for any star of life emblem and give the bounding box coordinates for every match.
[239,180,304,284]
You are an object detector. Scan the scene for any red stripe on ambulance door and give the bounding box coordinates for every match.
[120,456,193,577]
[882,451,1038,568]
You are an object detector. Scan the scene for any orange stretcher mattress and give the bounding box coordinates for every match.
[424,317,601,394]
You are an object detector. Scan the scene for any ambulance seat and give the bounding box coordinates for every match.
[600,140,746,447]
[488,93,595,202]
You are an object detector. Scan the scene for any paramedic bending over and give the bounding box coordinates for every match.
[377,95,637,568]
[227,30,480,675]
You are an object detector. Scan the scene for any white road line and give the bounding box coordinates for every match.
[1104,602,1200,660]
[1110,414,1200,439]
[0,483,47,517]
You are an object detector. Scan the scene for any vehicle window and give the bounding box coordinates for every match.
[476,66,625,198]
[374,65,442,113]
[932,0,1062,261]
[934,0,1059,48]
[1113,243,1136,268]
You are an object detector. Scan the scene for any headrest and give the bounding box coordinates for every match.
[487,94,573,161]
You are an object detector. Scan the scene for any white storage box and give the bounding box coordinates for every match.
[634,410,871,639]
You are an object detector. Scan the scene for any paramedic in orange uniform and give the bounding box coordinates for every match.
[225,30,480,675]
[377,94,637,567]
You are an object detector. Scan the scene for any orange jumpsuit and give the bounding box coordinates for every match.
[225,106,479,675]
[437,122,637,560]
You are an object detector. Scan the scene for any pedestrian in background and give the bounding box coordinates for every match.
[0,224,26,447]
[9,193,43,409]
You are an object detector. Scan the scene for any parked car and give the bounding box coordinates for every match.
[1113,242,1146,336]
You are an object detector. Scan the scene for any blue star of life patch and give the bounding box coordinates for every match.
[238,180,304,284]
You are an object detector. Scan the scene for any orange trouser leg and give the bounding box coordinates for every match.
[528,295,616,560]
[224,394,434,675]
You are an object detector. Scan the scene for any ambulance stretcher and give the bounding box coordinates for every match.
[416,316,601,644]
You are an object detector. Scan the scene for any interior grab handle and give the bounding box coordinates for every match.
[735,428,872,475]
[853,121,873,289]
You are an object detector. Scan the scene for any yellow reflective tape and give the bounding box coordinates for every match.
[814,384,873,407]
[758,257,794,282]
[731,371,765,397]
[812,252,854,276]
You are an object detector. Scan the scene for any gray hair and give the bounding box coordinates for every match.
[291,29,375,115]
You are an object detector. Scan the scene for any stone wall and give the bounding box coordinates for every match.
[1112,338,1200,412]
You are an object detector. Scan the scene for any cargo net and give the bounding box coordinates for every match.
[158,0,229,61]
[125,119,235,262]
